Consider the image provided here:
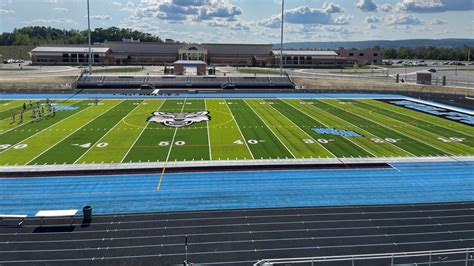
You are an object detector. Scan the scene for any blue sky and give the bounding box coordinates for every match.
[1,0,473,43]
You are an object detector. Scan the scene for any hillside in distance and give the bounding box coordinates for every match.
[275,39,474,50]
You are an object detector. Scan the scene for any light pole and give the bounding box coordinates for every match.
[87,0,92,74]
[279,0,284,76]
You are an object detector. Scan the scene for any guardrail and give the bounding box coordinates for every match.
[254,248,474,265]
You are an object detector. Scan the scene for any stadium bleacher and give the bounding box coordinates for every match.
[76,75,295,90]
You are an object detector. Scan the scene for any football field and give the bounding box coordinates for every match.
[0,98,473,166]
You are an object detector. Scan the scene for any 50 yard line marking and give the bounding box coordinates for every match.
[120,100,165,163]
[204,99,212,160]
[156,98,188,191]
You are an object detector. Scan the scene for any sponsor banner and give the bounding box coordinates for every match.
[312,128,362,137]
[381,99,473,126]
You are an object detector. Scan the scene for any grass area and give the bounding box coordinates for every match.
[0,98,472,166]
[92,67,144,73]
[236,68,280,75]
[0,46,34,61]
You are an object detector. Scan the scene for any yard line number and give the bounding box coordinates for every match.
[0,144,28,150]
[438,137,465,143]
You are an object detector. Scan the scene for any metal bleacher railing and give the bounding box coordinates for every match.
[254,248,474,266]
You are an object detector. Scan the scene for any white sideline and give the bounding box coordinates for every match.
[0,156,473,174]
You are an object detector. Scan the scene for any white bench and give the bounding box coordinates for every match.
[36,210,78,226]
[0,214,28,227]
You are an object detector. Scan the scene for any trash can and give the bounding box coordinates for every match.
[83,206,93,222]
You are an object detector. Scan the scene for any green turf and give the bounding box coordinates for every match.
[77,100,159,164]
[0,98,472,166]
[246,100,334,159]
[361,100,474,147]
[30,100,137,165]
[272,99,373,158]
[123,100,179,163]
[349,100,472,156]
[207,99,253,160]
[0,101,89,149]
[285,99,411,157]
[227,99,294,160]
[0,100,118,165]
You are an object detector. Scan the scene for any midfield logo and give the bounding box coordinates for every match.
[147,111,211,128]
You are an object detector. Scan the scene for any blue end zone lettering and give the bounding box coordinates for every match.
[312,128,362,137]
[54,106,79,111]
[390,100,473,126]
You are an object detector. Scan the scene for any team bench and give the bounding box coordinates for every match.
[0,214,28,227]
[36,210,78,226]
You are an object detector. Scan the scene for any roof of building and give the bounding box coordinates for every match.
[203,43,273,55]
[31,46,111,53]
[273,50,338,57]
[105,41,183,54]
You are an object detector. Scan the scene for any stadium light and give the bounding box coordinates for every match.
[87,0,92,74]
[280,0,285,76]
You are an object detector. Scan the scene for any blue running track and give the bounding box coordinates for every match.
[0,161,473,216]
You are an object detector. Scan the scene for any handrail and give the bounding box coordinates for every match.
[254,247,474,265]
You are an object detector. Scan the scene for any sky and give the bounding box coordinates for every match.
[1,0,473,44]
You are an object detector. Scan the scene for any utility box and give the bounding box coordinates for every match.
[416,71,432,85]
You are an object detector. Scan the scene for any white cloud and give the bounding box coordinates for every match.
[91,15,112,20]
[259,4,348,28]
[430,18,447,25]
[356,0,377,12]
[0,9,15,15]
[322,2,344,13]
[397,0,474,13]
[53,7,68,12]
[128,0,242,22]
[368,24,377,29]
[365,16,381,23]
[385,14,423,25]
[334,15,352,25]
[379,3,393,12]
[31,18,76,24]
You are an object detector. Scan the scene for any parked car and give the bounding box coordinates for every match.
[428,69,437,73]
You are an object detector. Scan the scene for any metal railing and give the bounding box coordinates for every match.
[254,248,474,265]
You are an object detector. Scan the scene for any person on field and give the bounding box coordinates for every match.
[12,111,16,123]
[23,103,26,111]
[20,111,24,123]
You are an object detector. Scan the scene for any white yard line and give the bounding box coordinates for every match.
[204,99,212,160]
[73,101,143,164]
[25,101,123,165]
[244,99,296,159]
[164,98,188,163]
[0,101,92,154]
[223,99,254,160]
[120,100,166,163]
[264,100,337,159]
